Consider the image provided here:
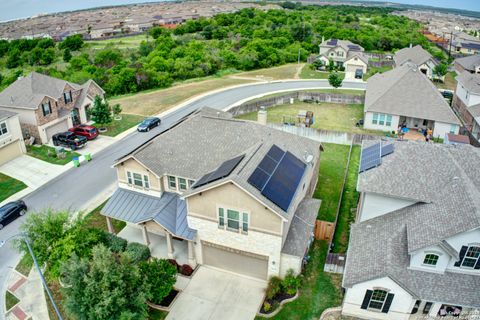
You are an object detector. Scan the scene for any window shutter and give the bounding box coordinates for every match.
[454,246,468,267]
[48,101,52,114]
[382,293,394,313]
[360,290,373,310]
[42,104,46,116]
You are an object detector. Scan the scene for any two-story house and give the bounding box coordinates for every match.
[394,45,438,80]
[363,64,460,139]
[0,110,26,166]
[453,71,480,142]
[317,38,369,79]
[342,141,480,320]
[0,72,105,144]
[101,108,322,280]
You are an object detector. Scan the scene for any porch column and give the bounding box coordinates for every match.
[142,223,150,246]
[188,241,197,267]
[166,232,174,259]
[106,217,114,234]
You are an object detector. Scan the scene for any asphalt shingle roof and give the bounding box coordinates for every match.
[455,54,480,72]
[0,109,17,121]
[456,71,480,95]
[365,64,460,125]
[344,142,480,308]
[393,45,435,67]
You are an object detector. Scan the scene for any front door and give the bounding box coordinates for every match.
[71,108,80,126]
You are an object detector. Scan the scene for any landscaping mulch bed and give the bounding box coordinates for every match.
[260,292,296,314]
[159,289,178,308]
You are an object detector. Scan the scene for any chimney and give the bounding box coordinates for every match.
[409,43,413,48]
[322,36,325,43]
[257,106,267,126]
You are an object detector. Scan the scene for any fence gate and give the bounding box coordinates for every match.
[314,220,335,241]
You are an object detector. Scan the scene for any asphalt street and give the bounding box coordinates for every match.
[0,79,366,318]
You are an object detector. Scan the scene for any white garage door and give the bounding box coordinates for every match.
[346,64,362,73]
[0,141,23,165]
[202,241,268,280]
[45,119,69,142]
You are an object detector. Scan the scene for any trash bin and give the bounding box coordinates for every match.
[84,153,92,161]
[73,157,80,167]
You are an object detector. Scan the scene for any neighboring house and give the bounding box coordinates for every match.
[444,133,470,145]
[342,141,480,320]
[453,42,480,55]
[317,38,368,79]
[363,64,460,138]
[0,110,26,166]
[452,72,480,141]
[101,108,323,280]
[393,45,438,80]
[454,54,480,74]
[0,72,105,144]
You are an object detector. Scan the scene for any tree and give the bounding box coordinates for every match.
[59,34,84,51]
[434,63,448,77]
[6,48,21,69]
[63,48,72,62]
[112,104,122,118]
[41,48,55,65]
[328,72,343,89]
[140,258,176,304]
[61,245,149,320]
[149,27,165,40]
[89,95,112,127]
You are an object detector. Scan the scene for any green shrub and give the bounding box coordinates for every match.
[140,258,177,304]
[263,301,271,312]
[266,276,283,300]
[104,232,127,253]
[282,269,300,295]
[125,242,150,262]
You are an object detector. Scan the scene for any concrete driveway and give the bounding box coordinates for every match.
[167,266,267,320]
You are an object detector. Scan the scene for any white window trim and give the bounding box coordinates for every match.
[460,244,480,269]
[125,169,150,190]
[216,204,249,235]
[167,175,177,190]
[422,253,440,267]
[0,121,8,137]
[166,175,193,192]
[367,289,389,311]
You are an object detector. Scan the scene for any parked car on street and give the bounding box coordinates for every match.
[0,200,27,230]
[137,117,161,132]
[68,125,99,140]
[52,132,87,150]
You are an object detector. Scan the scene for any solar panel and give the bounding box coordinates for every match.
[267,145,285,162]
[381,143,394,157]
[192,154,245,188]
[261,152,306,211]
[348,45,360,50]
[248,167,270,191]
[359,143,381,173]
[258,156,278,175]
[327,39,338,45]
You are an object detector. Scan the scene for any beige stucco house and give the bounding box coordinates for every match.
[317,38,368,79]
[101,108,323,280]
[0,110,26,166]
[0,72,104,144]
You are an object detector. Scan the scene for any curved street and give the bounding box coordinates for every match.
[0,79,366,317]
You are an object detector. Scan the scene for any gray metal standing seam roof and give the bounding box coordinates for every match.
[101,188,196,240]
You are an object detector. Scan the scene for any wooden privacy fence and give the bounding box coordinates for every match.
[314,220,335,241]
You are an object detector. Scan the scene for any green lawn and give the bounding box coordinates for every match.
[332,145,360,253]
[5,291,19,311]
[236,102,376,135]
[265,241,343,320]
[84,200,126,233]
[94,113,145,137]
[0,173,27,203]
[364,65,393,80]
[314,143,350,222]
[300,65,345,80]
[26,145,80,165]
[15,254,33,277]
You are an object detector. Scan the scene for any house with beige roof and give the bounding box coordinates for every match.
[100,108,322,280]
[342,141,480,320]
[363,64,460,139]
[394,45,438,80]
[0,72,105,144]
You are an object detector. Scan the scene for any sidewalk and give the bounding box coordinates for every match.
[4,266,49,320]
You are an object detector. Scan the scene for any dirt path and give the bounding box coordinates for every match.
[294,63,306,79]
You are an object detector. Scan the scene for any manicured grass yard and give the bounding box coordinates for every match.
[26,145,80,165]
[434,71,457,91]
[265,241,343,320]
[332,145,360,253]
[364,65,393,80]
[300,65,345,80]
[94,113,145,137]
[0,173,27,203]
[15,254,33,277]
[236,102,375,135]
[84,200,126,233]
[314,143,350,222]
[5,291,19,311]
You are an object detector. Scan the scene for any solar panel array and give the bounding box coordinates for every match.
[348,44,361,51]
[327,39,338,45]
[359,142,395,173]
[193,154,245,189]
[248,145,306,211]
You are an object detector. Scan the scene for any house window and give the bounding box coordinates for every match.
[372,113,379,125]
[218,208,225,227]
[227,209,240,230]
[127,171,149,189]
[379,114,385,126]
[461,246,480,268]
[368,290,388,310]
[64,91,72,103]
[178,178,187,191]
[42,101,52,116]
[386,115,392,127]
[450,124,457,134]
[242,212,248,233]
[0,122,7,136]
[423,254,439,266]
[218,207,248,234]
[168,176,176,189]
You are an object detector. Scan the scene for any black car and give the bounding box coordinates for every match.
[52,132,87,150]
[137,117,161,132]
[0,200,27,230]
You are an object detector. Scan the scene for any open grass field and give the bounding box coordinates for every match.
[94,113,145,137]
[0,172,27,203]
[236,102,377,135]
[86,34,149,50]
[235,63,301,80]
[300,65,345,80]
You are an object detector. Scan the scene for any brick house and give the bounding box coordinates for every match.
[452,71,480,142]
[0,72,104,144]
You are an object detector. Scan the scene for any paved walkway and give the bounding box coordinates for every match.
[4,266,48,320]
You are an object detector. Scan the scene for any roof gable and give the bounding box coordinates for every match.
[394,45,435,67]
